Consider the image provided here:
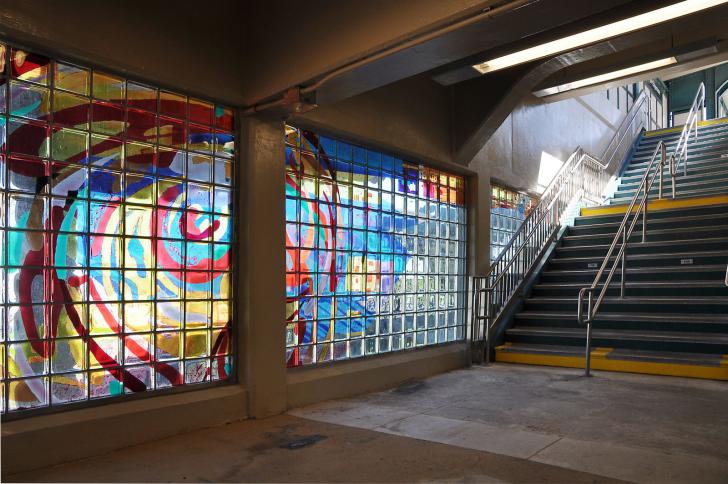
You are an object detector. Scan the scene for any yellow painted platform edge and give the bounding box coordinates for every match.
[495,348,728,380]
[644,117,728,138]
[580,194,728,217]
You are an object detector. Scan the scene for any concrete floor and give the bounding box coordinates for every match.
[8,364,728,483]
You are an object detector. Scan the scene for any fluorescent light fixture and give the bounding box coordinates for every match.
[533,56,677,97]
[473,0,728,74]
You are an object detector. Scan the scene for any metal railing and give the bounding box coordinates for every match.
[668,83,705,197]
[471,84,657,364]
[724,264,728,287]
[576,83,706,376]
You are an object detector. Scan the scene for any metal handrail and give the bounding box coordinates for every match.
[471,84,656,364]
[669,83,705,196]
[724,264,728,286]
[577,141,667,375]
[577,83,705,376]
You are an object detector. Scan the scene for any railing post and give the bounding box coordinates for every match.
[484,289,492,365]
[620,229,627,299]
[585,291,593,377]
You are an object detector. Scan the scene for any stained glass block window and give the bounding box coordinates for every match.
[0,42,235,414]
[285,125,467,367]
[490,183,537,263]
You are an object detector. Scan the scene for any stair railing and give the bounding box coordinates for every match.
[577,141,667,376]
[473,149,609,362]
[576,83,706,376]
[471,85,655,364]
[668,82,705,197]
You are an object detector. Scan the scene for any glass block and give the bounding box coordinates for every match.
[188,153,212,182]
[157,146,187,178]
[91,100,124,136]
[127,82,157,111]
[51,338,86,373]
[160,91,186,118]
[55,62,89,95]
[10,81,50,120]
[126,108,157,143]
[189,98,213,125]
[89,134,123,169]
[125,141,155,174]
[7,119,49,158]
[188,123,213,153]
[51,371,87,404]
[52,128,87,162]
[92,72,125,103]
[214,105,234,130]
[214,131,234,158]
[159,116,185,149]
[11,49,49,85]
[53,90,89,129]
[8,377,48,411]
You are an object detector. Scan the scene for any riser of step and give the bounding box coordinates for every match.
[619,167,728,188]
[560,227,728,247]
[505,331,728,354]
[512,318,728,334]
[622,155,728,179]
[611,186,728,203]
[538,269,726,284]
[633,129,728,152]
[628,142,728,162]
[632,136,728,161]
[495,344,728,380]
[547,252,728,270]
[620,157,728,186]
[613,177,728,196]
[523,299,728,314]
[572,204,728,226]
[568,214,725,235]
[531,285,728,298]
[639,129,728,148]
[641,123,728,143]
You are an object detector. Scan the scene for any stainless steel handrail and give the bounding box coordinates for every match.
[478,149,607,362]
[669,82,705,197]
[471,85,656,364]
[577,141,667,375]
[577,83,705,376]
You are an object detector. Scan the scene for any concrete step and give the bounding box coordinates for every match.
[495,343,728,380]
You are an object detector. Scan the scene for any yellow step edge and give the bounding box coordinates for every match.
[495,347,728,380]
[580,194,728,217]
[644,117,728,138]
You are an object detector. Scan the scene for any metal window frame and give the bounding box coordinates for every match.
[284,125,469,368]
[0,38,239,421]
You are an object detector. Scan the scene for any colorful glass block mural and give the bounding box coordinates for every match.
[285,125,467,367]
[0,42,235,413]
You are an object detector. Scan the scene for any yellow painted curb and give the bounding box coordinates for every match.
[644,117,728,138]
[580,194,728,217]
[495,348,728,380]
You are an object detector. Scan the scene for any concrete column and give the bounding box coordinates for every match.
[469,161,491,277]
[705,69,716,120]
[238,116,287,417]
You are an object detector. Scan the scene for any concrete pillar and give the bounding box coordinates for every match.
[705,69,716,120]
[238,116,288,417]
[469,162,491,277]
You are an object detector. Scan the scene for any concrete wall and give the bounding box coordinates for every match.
[292,75,453,167]
[472,89,631,195]
[668,63,728,119]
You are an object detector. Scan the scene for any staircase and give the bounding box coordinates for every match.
[495,119,728,380]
